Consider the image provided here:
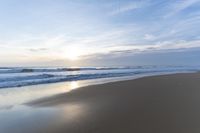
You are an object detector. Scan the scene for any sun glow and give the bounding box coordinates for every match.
[65,47,82,61]
[70,81,79,90]
[67,53,79,60]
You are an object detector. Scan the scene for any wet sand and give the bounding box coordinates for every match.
[3,72,200,133]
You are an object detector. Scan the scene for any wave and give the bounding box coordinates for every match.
[0,66,172,74]
[0,74,55,82]
[0,67,123,74]
[0,66,199,88]
[0,72,143,88]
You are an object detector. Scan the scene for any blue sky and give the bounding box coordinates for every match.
[0,0,200,66]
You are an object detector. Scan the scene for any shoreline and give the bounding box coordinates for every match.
[27,71,197,107]
[0,71,186,109]
[2,72,200,133]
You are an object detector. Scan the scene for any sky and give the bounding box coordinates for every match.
[0,0,200,67]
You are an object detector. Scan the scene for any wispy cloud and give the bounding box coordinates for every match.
[144,34,156,41]
[78,39,200,61]
[109,1,147,15]
[165,0,200,17]
[28,48,48,52]
[91,39,200,58]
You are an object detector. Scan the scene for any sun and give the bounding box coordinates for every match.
[66,47,81,61]
[67,51,79,60]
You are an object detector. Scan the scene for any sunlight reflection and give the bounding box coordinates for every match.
[60,81,80,93]
[70,81,79,90]
[0,81,82,109]
[62,103,87,121]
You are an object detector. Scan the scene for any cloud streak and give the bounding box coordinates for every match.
[109,1,147,15]
[165,0,200,17]
[93,40,200,57]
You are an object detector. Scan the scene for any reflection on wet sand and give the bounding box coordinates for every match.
[0,102,88,133]
[0,75,141,109]
[62,103,87,120]
[0,81,80,109]
[69,81,79,90]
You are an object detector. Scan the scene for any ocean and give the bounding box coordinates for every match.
[0,65,199,88]
[0,65,199,108]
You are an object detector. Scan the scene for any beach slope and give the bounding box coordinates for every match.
[27,72,200,133]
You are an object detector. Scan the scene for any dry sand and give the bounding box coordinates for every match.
[4,72,200,133]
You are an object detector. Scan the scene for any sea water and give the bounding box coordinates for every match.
[0,65,199,108]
